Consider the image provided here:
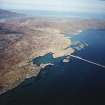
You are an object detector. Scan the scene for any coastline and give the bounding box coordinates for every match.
[0,17,105,95]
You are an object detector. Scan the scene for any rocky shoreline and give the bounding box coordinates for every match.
[0,17,105,95]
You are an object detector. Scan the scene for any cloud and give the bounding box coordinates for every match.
[0,0,105,13]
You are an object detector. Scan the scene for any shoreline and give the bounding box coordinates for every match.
[0,17,105,95]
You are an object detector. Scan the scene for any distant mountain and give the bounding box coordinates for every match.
[0,9,23,19]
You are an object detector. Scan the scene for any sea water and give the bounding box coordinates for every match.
[12,10,105,20]
[0,29,105,105]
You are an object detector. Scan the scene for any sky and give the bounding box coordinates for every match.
[0,0,105,13]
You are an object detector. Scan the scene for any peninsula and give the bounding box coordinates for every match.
[0,15,105,95]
